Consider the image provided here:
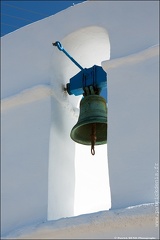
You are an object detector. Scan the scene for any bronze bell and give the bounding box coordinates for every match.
[70,94,107,155]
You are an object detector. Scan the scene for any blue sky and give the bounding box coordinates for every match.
[1,1,85,37]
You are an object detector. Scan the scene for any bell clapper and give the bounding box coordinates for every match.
[91,123,97,155]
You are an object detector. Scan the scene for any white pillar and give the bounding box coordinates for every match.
[102,45,159,209]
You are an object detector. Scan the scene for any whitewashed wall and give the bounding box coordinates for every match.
[102,45,159,209]
[4,204,159,239]
[1,0,159,237]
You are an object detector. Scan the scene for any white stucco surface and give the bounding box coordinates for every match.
[102,44,159,209]
[1,0,159,238]
[3,204,159,239]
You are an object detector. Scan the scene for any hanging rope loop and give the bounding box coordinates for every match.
[91,123,96,155]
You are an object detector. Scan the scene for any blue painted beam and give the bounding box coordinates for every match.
[67,65,107,96]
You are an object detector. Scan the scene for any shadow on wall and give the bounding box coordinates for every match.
[48,25,111,220]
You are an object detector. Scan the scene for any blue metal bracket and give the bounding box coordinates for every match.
[67,65,107,96]
[52,41,107,97]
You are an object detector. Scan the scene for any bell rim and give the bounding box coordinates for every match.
[70,119,107,145]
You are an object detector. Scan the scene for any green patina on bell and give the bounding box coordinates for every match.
[70,94,107,151]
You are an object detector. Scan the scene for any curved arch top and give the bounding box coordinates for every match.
[51,25,110,108]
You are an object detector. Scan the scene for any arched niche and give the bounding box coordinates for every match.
[48,25,111,220]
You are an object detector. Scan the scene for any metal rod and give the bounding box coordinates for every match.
[52,41,84,71]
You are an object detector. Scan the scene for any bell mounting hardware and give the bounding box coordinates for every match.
[53,41,108,155]
[53,41,107,97]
